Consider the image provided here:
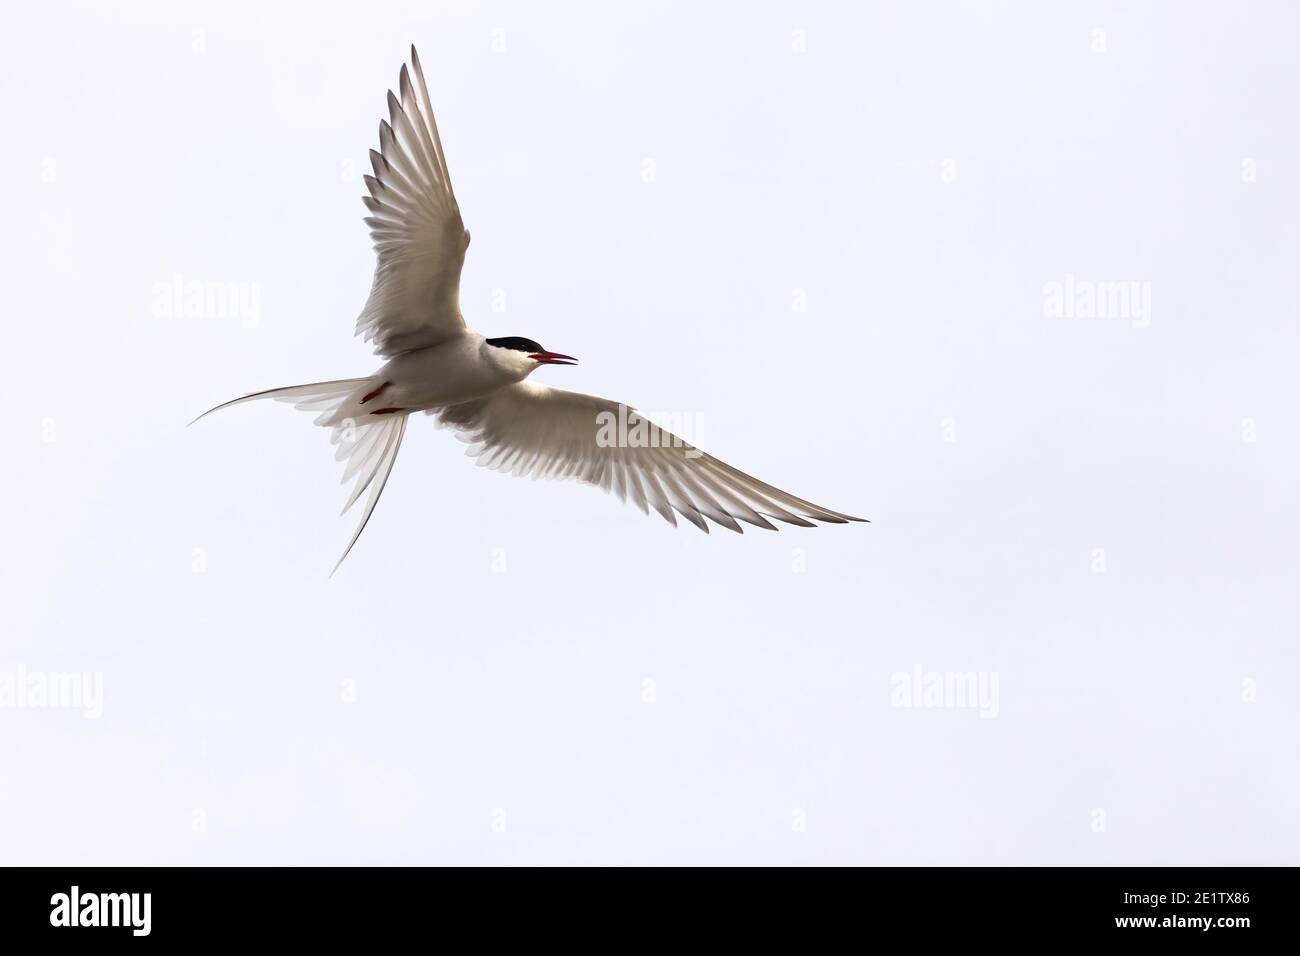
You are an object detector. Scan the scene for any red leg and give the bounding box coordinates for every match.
[360,381,390,405]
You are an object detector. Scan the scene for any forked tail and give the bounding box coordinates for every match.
[192,379,409,575]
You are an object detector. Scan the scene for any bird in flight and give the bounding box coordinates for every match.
[196,47,866,573]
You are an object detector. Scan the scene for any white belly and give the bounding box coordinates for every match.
[374,334,518,411]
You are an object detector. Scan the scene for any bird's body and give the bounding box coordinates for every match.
[368,333,531,413]
[196,47,866,573]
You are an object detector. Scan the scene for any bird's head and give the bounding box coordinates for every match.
[485,336,578,376]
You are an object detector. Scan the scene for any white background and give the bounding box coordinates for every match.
[2,0,1297,865]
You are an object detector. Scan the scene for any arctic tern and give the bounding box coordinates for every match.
[196,47,866,573]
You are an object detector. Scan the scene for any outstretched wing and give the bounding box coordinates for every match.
[357,46,470,356]
[434,383,866,532]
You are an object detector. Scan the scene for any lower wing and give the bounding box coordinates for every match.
[432,382,866,532]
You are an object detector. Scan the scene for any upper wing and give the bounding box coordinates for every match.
[356,46,470,356]
[434,382,866,532]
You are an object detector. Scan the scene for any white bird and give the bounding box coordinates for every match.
[196,47,866,574]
